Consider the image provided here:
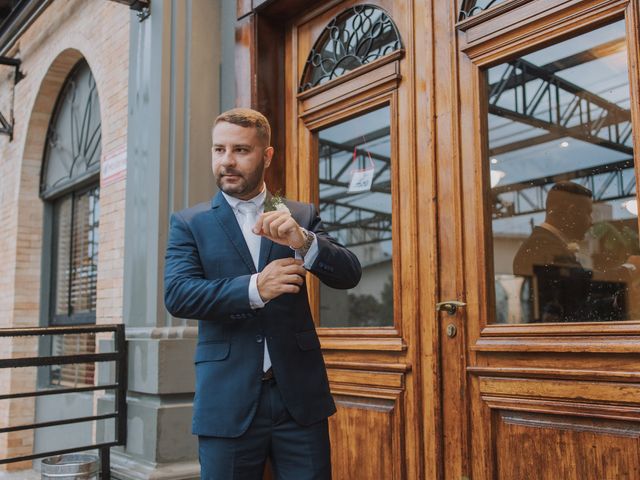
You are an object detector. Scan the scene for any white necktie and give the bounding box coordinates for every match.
[236,201,260,269]
[236,201,272,371]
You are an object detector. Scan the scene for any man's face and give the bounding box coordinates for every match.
[211,121,273,200]
[566,196,593,241]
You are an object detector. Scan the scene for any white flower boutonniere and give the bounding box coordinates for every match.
[264,192,290,214]
[567,242,580,254]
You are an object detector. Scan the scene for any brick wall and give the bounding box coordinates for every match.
[0,0,130,469]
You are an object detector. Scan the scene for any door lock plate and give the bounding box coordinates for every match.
[446,324,457,338]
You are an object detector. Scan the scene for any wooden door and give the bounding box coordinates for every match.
[282,2,426,479]
[445,1,640,478]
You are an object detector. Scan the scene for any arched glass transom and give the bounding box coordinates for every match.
[299,5,402,92]
[458,0,509,21]
[41,59,101,198]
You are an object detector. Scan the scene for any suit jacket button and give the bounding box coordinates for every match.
[255,335,263,343]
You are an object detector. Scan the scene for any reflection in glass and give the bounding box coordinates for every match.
[318,106,393,327]
[487,21,640,323]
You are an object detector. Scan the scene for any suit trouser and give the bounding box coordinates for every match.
[198,377,332,480]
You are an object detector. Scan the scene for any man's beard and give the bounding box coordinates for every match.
[216,162,265,198]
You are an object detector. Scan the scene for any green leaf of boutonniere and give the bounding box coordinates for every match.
[264,192,290,213]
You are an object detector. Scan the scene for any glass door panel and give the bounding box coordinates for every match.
[487,20,638,324]
[317,106,394,327]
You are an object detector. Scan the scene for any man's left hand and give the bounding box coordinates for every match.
[253,211,306,249]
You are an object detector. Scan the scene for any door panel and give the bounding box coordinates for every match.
[456,2,640,479]
[285,1,421,478]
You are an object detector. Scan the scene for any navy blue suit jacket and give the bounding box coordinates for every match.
[164,191,361,437]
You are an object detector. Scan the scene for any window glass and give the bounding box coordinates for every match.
[488,20,638,323]
[52,186,100,325]
[318,106,393,327]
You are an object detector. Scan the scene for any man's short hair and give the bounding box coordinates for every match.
[214,108,271,146]
[546,181,593,212]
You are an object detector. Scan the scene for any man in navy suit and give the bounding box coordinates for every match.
[164,108,361,479]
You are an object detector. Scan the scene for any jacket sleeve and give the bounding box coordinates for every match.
[163,212,254,321]
[305,204,362,289]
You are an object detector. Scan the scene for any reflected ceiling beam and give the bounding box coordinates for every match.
[320,135,391,163]
[319,178,391,198]
[489,105,633,156]
[541,38,625,73]
[320,198,391,218]
[488,56,632,156]
[489,38,626,91]
[493,158,635,218]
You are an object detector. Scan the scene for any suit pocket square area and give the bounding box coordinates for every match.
[194,342,230,363]
[295,330,321,351]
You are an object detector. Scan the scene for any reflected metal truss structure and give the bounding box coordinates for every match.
[318,128,392,248]
[493,159,635,218]
[489,55,632,157]
[489,38,635,218]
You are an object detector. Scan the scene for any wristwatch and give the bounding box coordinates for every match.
[295,228,315,256]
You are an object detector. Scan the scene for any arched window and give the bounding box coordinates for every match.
[299,4,402,92]
[41,59,101,386]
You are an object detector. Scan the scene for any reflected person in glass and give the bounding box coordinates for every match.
[513,181,640,322]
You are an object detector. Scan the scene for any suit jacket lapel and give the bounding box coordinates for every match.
[211,192,256,274]
[258,191,274,271]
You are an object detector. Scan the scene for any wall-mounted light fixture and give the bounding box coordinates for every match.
[490,170,506,188]
[109,0,150,21]
[0,56,24,141]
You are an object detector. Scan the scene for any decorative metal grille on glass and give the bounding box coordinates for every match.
[458,0,510,21]
[41,59,101,198]
[318,106,393,327]
[299,5,402,92]
[486,21,638,324]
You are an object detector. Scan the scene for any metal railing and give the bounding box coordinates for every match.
[0,324,127,478]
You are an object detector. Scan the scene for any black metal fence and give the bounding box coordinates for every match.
[0,324,127,478]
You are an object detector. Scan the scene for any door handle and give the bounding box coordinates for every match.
[436,300,467,315]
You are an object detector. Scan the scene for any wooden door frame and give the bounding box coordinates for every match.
[235,1,440,479]
[453,0,640,478]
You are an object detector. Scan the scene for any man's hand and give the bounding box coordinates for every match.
[257,258,306,301]
[253,211,306,249]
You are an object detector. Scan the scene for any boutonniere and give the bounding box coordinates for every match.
[567,242,580,253]
[264,192,290,214]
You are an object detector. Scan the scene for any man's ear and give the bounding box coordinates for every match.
[264,146,274,169]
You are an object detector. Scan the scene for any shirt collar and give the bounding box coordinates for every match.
[221,184,266,212]
[540,221,572,246]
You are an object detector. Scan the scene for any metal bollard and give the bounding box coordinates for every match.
[41,454,99,479]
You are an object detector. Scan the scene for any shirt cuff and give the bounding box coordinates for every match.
[249,273,266,309]
[294,235,319,269]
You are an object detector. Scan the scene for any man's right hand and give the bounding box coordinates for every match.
[257,258,306,301]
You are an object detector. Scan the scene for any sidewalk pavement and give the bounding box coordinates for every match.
[0,469,39,479]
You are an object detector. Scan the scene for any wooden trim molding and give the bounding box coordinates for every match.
[472,336,640,353]
[297,50,404,101]
[298,59,402,121]
[320,336,407,352]
[456,0,534,31]
[468,366,640,383]
[481,395,640,422]
[477,376,640,405]
[481,322,640,337]
[460,0,628,63]
[325,360,412,373]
